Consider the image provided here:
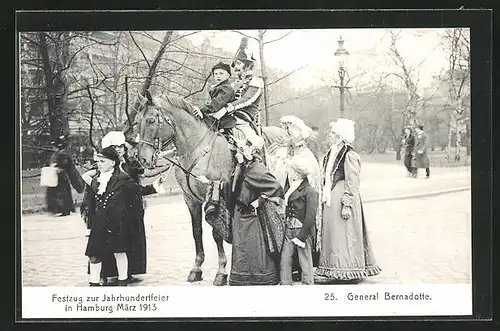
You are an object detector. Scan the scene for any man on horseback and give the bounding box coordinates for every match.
[208,37,263,152]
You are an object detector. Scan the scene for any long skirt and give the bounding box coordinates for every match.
[315,180,381,281]
[46,173,74,214]
[229,207,279,286]
[414,152,430,169]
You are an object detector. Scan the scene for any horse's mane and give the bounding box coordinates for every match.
[156,94,197,118]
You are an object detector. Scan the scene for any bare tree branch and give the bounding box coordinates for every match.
[269,86,326,108]
[264,30,293,44]
[231,30,258,41]
[170,30,202,43]
[268,65,307,86]
[183,74,211,99]
[129,32,151,69]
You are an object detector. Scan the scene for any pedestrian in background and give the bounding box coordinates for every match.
[402,126,416,177]
[413,125,430,179]
[45,134,85,216]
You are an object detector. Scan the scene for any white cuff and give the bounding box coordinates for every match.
[82,174,92,186]
[292,238,306,248]
[153,179,166,194]
[250,199,259,209]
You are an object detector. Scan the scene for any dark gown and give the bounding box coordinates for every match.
[229,159,285,286]
[46,148,85,214]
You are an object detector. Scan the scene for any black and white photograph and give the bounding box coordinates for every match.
[17,10,488,319]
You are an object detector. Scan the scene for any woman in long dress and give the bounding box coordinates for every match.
[46,134,85,216]
[229,135,285,286]
[314,118,381,284]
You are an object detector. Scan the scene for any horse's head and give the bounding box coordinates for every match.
[134,93,175,169]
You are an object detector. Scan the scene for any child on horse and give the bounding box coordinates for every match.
[192,62,235,121]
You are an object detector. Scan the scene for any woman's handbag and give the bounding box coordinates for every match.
[40,165,58,187]
[257,196,286,262]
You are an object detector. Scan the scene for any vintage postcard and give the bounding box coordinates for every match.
[16,10,490,321]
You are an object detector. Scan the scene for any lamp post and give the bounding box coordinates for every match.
[334,36,350,118]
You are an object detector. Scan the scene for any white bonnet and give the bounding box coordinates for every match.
[286,147,321,189]
[329,118,355,144]
[101,131,126,149]
[280,115,313,140]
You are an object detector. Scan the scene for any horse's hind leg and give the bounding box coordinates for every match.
[212,229,228,286]
[185,197,204,283]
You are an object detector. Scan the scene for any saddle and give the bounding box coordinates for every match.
[202,113,261,148]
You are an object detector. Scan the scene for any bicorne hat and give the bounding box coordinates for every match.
[232,37,256,68]
[212,61,231,75]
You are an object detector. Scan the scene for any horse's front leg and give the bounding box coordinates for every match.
[212,229,228,286]
[186,198,204,282]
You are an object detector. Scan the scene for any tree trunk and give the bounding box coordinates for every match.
[124,30,173,131]
[258,30,270,126]
[455,119,461,162]
[38,32,67,139]
[466,122,471,156]
[447,112,454,162]
[395,143,402,161]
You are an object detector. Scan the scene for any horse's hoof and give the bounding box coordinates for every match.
[213,273,228,286]
[187,270,203,282]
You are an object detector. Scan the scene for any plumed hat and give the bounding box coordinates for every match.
[232,37,256,67]
[101,131,126,149]
[280,115,313,140]
[96,146,120,164]
[212,61,231,75]
[329,118,356,144]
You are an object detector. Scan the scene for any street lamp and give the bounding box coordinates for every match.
[334,36,350,118]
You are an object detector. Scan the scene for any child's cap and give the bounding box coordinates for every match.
[212,61,231,75]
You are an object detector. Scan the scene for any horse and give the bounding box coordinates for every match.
[132,93,289,286]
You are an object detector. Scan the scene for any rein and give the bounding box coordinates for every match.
[137,105,220,201]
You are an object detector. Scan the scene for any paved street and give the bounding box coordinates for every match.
[21,163,471,286]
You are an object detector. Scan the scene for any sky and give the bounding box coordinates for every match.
[184,28,452,94]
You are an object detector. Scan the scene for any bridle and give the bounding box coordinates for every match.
[135,108,174,167]
[136,104,219,201]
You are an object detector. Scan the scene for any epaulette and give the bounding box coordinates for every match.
[249,77,264,88]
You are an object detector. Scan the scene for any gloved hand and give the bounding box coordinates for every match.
[192,106,204,119]
[341,205,352,220]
